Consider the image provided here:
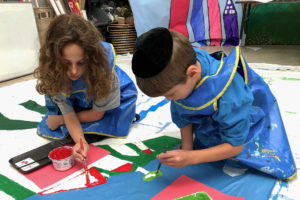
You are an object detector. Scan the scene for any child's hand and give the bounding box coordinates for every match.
[73,141,89,163]
[46,115,63,130]
[157,149,191,168]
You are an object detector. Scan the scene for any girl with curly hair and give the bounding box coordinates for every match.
[34,14,137,162]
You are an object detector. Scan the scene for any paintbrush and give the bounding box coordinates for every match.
[80,138,88,171]
[80,138,91,185]
[156,146,168,174]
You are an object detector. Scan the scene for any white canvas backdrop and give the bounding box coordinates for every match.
[0,3,40,82]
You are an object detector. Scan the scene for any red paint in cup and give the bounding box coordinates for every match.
[49,146,74,171]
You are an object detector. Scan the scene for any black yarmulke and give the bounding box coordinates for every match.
[132,27,173,78]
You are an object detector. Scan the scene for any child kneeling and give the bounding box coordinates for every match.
[131,27,296,180]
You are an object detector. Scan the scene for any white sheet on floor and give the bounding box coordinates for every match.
[0,55,299,199]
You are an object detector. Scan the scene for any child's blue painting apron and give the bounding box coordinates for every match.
[171,47,296,180]
[37,42,137,139]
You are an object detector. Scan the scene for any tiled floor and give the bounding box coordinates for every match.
[1,45,300,88]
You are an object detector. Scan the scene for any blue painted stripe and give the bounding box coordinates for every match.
[156,122,172,133]
[138,98,169,122]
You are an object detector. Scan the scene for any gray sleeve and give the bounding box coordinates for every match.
[92,72,120,111]
[52,95,74,114]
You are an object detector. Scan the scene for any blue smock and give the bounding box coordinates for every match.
[171,47,296,180]
[37,42,137,139]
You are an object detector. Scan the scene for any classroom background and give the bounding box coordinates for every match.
[0,0,300,199]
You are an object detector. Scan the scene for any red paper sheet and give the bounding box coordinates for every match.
[24,144,110,189]
[151,175,244,200]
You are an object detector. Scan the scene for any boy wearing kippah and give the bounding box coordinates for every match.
[131,27,296,180]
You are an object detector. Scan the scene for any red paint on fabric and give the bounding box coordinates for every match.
[142,149,153,154]
[85,171,90,185]
[38,167,107,195]
[85,167,107,186]
[25,144,110,189]
[49,147,72,160]
[112,163,132,173]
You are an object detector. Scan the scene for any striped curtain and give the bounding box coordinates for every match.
[130,0,242,46]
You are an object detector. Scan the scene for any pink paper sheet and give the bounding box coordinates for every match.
[151,175,244,200]
[24,144,110,189]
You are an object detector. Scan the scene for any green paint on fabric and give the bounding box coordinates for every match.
[0,112,38,130]
[98,144,144,170]
[285,111,297,114]
[97,167,126,177]
[174,191,212,200]
[142,136,180,154]
[0,174,35,200]
[281,77,300,81]
[19,100,47,114]
[143,170,162,181]
[97,136,180,176]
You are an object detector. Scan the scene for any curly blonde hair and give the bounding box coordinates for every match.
[34,14,113,100]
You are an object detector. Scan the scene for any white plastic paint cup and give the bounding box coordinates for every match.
[48,146,74,171]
